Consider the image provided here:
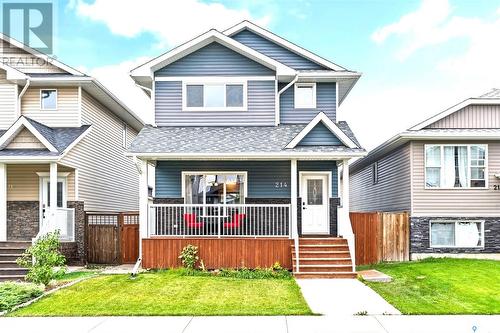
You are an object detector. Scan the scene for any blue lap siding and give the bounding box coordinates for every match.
[298,123,343,146]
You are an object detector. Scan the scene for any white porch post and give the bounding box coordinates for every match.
[341,159,356,271]
[49,162,58,231]
[138,158,149,242]
[0,163,7,241]
[290,159,297,238]
[341,159,350,216]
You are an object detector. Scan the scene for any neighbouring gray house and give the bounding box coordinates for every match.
[0,33,143,270]
[128,21,366,278]
[350,90,500,259]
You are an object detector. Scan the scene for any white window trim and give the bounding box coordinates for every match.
[294,82,316,109]
[182,79,247,112]
[122,123,128,148]
[424,144,488,190]
[429,220,485,248]
[181,171,248,206]
[40,89,58,110]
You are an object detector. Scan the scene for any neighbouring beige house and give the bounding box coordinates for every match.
[350,90,500,259]
[0,34,143,269]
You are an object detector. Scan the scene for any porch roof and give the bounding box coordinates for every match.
[128,122,364,156]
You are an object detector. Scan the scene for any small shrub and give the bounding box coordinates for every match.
[16,231,66,286]
[0,282,43,311]
[178,244,199,270]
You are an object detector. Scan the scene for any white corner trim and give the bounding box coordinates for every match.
[223,21,348,72]
[130,29,295,78]
[285,112,357,149]
[59,126,92,159]
[410,98,500,130]
[0,117,58,152]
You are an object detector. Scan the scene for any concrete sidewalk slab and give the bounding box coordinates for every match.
[287,315,387,333]
[0,317,105,333]
[296,278,400,316]
[358,269,392,282]
[376,315,500,333]
[185,316,287,333]
[89,316,191,333]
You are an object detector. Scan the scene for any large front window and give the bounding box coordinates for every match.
[184,81,246,111]
[430,221,484,248]
[425,144,487,188]
[183,172,246,205]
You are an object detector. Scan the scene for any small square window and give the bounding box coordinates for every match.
[372,162,379,185]
[41,89,57,110]
[294,83,316,108]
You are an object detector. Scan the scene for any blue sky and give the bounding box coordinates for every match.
[5,0,500,149]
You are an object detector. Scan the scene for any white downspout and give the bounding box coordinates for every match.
[276,74,298,126]
[17,79,30,118]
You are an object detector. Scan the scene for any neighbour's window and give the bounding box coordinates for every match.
[184,82,245,110]
[430,221,484,248]
[294,83,316,108]
[184,173,246,205]
[40,89,57,110]
[425,145,486,188]
[372,162,379,185]
[122,123,128,148]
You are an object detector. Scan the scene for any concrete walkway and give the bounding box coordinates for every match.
[1,315,498,333]
[296,278,400,315]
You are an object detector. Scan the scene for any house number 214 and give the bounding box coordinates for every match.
[275,182,288,188]
[494,185,500,191]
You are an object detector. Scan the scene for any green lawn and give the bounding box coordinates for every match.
[11,270,312,316]
[359,258,500,314]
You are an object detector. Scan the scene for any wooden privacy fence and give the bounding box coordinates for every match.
[86,212,139,264]
[350,212,409,266]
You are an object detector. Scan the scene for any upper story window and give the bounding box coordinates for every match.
[122,123,128,148]
[183,80,246,111]
[294,83,316,109]
[40,89,57,110]
[425,144,487,189]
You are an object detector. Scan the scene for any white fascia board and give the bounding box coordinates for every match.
[125,151,367,160]
[0,63,27,80]
[130,29,295,79]
[296,71,362,80]
[224,21,348,72]
[410,98,500,130]
[400,132,500,140]
[285,112,358,149]
[0,117,58,152]
[0,33,84,76]
[0,156,59,163]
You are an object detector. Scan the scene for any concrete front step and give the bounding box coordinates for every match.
[293,251,351,258]
[0,268,28,276]
[293,245,350,252]
[294,272,358,279]
[293,264,353,273]
[0,248,28,255]
[0,275,26,282]
[299,238,347,245]
[292,258,352,265]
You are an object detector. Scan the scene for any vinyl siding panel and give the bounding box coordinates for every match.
[5,128,45,149]
[298,122,342,146]
[280,82,336,124]
[425,104,500,128]
[60,91,139,212]
[411,140,500,216]
[156,161,291,198]
[0,40,67,74]
[21,87,80,127]
[155,80,275,126]
[232,30,327,70]
[298,161,338,197]
[7,164,75,201]
[350,143,411,212]
[155,42,274,76]
[0,71,17,129]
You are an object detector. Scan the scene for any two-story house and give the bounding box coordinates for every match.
[0,34,143,271]
[350,90,500,260]
[128,21,366,278]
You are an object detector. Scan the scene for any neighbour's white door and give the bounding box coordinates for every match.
[300,173,329,234]
[40,177,66,229]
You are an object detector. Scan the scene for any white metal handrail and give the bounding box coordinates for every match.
[32,208,75,244]
[338,207,356,271]
[149,204,291,238]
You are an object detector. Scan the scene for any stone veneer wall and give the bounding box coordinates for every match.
[67,201,85,263]
[7,201,39,240]
[411,216,500,254]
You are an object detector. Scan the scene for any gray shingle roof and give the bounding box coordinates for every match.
[480,88,500,98]
[0,149,59,156]
[129,122,364,155]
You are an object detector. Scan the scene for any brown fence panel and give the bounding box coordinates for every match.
[121,213,140,264]
[86,214,120,264]
[350,212,382,266]
[381,212,409,262]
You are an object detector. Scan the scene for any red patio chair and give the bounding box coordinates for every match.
[224,213,246,228]
[184,213,204,228]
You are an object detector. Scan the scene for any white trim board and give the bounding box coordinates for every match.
[0,116,58,152]
[285,112,357,149]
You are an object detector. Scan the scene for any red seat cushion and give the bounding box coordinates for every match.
[184,213,203,228]
[224,213,245,228]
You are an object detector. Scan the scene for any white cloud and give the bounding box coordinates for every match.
[88,57,153,124]
[75,0,270,48]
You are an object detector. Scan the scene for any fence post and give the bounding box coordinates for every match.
[117,213,124,264]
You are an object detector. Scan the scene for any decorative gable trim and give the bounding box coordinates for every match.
[224,21,347,72]
[410,98,500,130]
[0,117,58,152]
[130,29,295,79]
[286,112,357,149]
